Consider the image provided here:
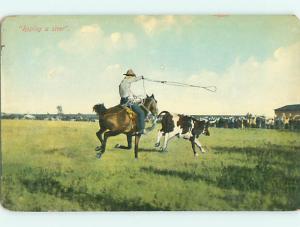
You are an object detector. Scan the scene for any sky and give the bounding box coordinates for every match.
[1,15,300,116]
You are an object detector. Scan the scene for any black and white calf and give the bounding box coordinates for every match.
[154,111,211,156]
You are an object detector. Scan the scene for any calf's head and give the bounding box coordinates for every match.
[192,119,210,137]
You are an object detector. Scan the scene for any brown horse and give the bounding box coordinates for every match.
[93,94,158,159]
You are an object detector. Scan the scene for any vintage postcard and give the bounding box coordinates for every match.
[1,15,299,211]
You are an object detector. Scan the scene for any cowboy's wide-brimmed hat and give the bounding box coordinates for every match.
[123,69,136,77]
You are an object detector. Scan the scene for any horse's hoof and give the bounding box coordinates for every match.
[154,142,160,147]
[95,146,102,151]
[96,152,102,159]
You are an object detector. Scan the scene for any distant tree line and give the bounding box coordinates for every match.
[1,113,98,122]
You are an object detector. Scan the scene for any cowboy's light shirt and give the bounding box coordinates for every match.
[119,76,143,99]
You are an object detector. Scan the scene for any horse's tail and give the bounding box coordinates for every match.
[93,103,107,116]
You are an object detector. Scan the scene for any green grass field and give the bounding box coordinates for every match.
[1,120,299,211]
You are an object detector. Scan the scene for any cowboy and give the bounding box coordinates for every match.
[119,69,145,134]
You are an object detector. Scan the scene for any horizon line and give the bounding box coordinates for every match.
[1,112,275,117]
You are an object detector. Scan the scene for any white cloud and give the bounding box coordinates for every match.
[79,24,101,33]
[135,15,192,35]
[110,32,121,44]
[105,64,122,72]
[58,24,136,54]
[135,16,159,35]
[59,24,103,54]
[108,32,137,51]
[130,42,300,117]
[102,64,124,84]
[171,42,300,116]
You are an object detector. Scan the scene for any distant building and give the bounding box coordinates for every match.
[274,104,300,119]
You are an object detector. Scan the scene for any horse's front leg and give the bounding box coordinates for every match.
[134,134,141,159]
[127,134,133,149]
[115,134,132,150]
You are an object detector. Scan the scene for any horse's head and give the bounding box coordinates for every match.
[143,94,158,116]
[93,103,107,115]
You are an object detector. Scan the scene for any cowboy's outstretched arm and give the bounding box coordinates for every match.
[127,76,143,83]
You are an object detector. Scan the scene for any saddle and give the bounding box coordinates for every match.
[121,104,149,121]
[124,107,136,121]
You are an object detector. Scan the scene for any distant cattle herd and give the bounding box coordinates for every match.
[193,114,300,130]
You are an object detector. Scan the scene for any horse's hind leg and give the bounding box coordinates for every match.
[102,131,120,152]
[95,127,105,151]
[96,131,119,159]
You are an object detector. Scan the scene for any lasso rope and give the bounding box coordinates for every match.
[142,77,217,92]
[142,78,147,96]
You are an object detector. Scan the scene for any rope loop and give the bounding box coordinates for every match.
[141,77,217,92]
